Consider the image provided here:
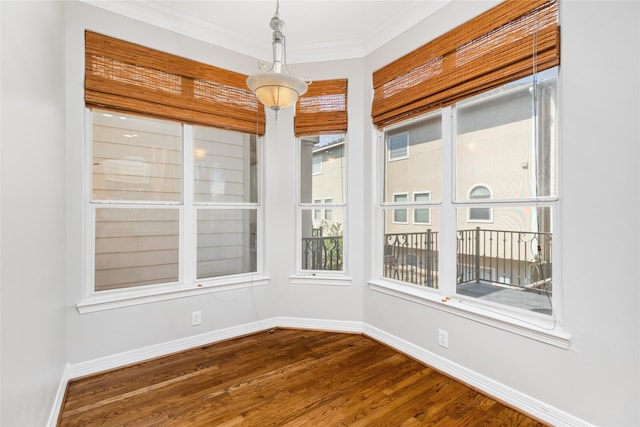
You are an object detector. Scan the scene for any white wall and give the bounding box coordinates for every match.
[1,2,68,425]
[363,1,640,426]
[263,58,367,323]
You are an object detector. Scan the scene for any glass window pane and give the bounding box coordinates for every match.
[196,209,257,279]
[194,126,258,203]
[414,192,431,224]
[469,207,492,222]
[95,207,179,291]
[383,208,439,288]
[92,110,182,202]
[197,209,257,279]
[392,194,408,223]
[388,133,408,160]
[300,208,344,271]
[300,134,345,204]
[456,206,552,314]
[384,113,442,203]
[455,68,558,201]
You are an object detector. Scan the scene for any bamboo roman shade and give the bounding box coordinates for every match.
[295,79,348,137]
[372,0,560,128]
[85,31,265,135]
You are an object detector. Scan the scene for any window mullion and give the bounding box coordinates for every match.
[182,125,195,286]
[440,106,456,297]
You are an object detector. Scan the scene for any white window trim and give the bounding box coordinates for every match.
[375,103,564,345]
[78,109,267,312]
[78,274,271,313]
[413,190,432,225]
[368,279,570,349]
[294,205,348,276]
[294,135,349,280]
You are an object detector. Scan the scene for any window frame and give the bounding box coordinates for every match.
[313,199,322,221]
[466,184,493,223]
[387,132,409,161]
[371,96,565,348]
[413,191,432,225]
[293,134,350,283]
[78,108,268,313]
[323,198,334,222]
[392,193,409,224]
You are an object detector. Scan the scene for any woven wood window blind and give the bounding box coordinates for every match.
[85,31,265,135]
[371,0,559,128]
[295,79,348,137]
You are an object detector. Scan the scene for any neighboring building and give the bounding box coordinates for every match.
[310,136,345,232]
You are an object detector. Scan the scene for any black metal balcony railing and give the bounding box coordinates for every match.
[384,230,439,287]
[301,236,343,271]
[457,227,552,290]
[302,227,552,294]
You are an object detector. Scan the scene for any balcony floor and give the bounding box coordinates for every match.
[457,281,552,315]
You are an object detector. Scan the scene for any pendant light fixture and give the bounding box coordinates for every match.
[246,0,308,116]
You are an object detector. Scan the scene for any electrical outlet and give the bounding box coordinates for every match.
[438,329,449,348]
[191,311,202,326]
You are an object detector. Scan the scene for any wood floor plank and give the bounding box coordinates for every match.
[58,329,547,426]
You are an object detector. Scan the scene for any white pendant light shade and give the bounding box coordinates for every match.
[247,0,308,113]
[247,72,308,111]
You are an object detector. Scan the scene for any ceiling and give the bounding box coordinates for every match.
[82,0,451,63]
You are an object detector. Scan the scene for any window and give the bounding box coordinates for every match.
[454,70,557,314]
[194,126,259,279]
[296,79,347,275]
[324,198,333,221]
[467,185,492,222]
[81,31,266,310]
[298,136,345,272]
[92,111,182,292]
[90,110,261,294]
[383,113,441,288]
[372,0,561,342]
[372,0,560,324]
[313,199,322,220]
[377,68,558,315]
[413,192,431,224]
[388,133,409,160]
[392,194,408,223]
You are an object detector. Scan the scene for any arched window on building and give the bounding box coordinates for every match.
[468,185,492,222]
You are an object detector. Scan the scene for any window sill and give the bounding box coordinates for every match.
[290,274,352,286]
[368,279,570,349]
[77,274,270,314]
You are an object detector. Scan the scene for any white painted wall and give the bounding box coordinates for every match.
[1,2,68,425]
[264,58,367,322]
[363,1,640,426]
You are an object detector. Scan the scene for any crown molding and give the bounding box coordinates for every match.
[78,1,450,64]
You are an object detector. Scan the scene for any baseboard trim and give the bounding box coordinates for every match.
[46,363,71,427]
[273,316,363,333]
[67,320,273,379]
[50,317,591,427]
[362,323,592,427]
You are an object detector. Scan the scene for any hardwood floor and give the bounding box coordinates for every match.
[58,329,545,426]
